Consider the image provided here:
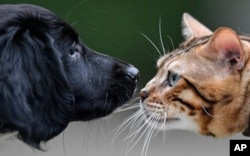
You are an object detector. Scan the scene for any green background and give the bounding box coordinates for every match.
[1,1,250,156]
[0,0,220,89]
[1,0,249,90]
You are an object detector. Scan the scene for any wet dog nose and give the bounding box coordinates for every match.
[126,66,139,82]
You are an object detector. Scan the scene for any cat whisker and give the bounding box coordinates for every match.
[113,104,140,113]
[201,105,220,118]
[113,97,141,113]
[124,112,145,154]
[128,110,145,132]
[125,118,146,154]
[125,112,156,155]
[130,96,141,103]
[112,109,144,145]
[125,112,153,140]
[163,112,167,142]
[167,35,175,50]
[153,112,167,139]
[124,97,141,108]
[159,18,167,55]
[141,114,159,156]
[139,32,163,56]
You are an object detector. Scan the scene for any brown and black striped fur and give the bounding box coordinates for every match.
[140,13,250,137]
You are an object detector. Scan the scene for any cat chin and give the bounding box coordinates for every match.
[142,112,199,132]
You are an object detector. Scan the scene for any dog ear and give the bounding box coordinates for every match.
[0,22,74,149]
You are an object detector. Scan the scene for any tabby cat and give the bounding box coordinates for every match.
[113,13,250,156]
[139,13,250,138]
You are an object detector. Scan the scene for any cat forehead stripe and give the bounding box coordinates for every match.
[157,36,211,68]
[158,35,250,67]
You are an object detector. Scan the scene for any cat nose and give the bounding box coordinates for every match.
[140,89,149,102]
[126,66,139,82]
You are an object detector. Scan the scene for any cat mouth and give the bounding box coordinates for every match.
[145,114,180,123]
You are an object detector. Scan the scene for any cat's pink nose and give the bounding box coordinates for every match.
[140,90,149,102]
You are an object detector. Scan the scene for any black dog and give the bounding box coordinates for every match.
[0,4,139,149]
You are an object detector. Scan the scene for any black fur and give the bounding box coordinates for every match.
[0,4,139,149]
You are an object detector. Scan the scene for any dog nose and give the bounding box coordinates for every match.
[126,66,139,82]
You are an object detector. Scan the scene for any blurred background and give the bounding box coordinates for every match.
[0,0,249,156]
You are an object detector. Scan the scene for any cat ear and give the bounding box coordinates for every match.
[204,27,245,70]
[182,13,212,39]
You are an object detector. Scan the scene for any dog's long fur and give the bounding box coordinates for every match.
[0,4,139,149]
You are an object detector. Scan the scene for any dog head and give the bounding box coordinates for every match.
[0,4,139,148]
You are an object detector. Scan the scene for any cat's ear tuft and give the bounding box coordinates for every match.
[182,13,212,39]
[206,27,245,70]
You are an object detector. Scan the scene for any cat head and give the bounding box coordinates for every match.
[140,13,250,137]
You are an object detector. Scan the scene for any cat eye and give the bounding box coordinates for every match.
[167,71,180,87]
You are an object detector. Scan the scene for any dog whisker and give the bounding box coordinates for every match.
[82,121,93,148]
[96,119,105,146]
[104,93,110,115]
[65,0,87,21]
[62,132,67,156]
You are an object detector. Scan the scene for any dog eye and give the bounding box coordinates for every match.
[69,46,81,58]
[167,71,180,87]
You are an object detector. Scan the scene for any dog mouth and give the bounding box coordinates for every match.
[71,65,139,121]
[110,65,139,103]
[108,84,137,107]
